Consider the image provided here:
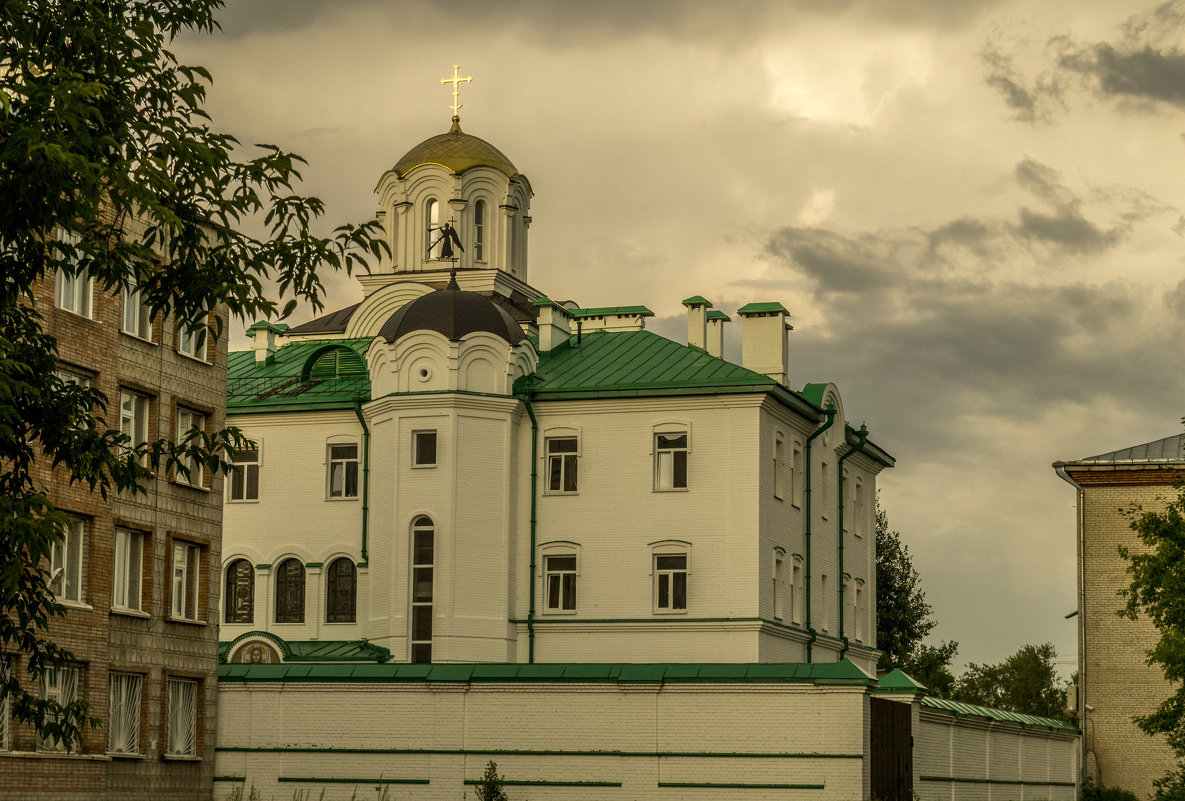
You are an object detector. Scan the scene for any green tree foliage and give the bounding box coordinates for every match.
[475,760,509,801]
[0,0,383,748]
[875,498,958,694]
[1121,480,1185,800]
[951,642,1071,722]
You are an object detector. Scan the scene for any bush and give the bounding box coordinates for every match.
[1080,779,1139,801]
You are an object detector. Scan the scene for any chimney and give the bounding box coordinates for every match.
[682,295,711,350]
[246,320,286,363]
[533,297,572,352]
[737,302,790,385]
[705,310,730,359]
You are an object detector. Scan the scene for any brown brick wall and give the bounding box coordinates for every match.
[1,259,225,801]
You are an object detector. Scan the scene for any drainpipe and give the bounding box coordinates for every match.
[1055,463,1087,788]
[352,401,370,563]
[837,424,868,661]
[804,405,836,663]
[517,389,540,663]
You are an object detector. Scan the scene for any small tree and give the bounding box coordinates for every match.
[475,760,508,801]
[953,642,1070,721]
[1121,478,1185,800]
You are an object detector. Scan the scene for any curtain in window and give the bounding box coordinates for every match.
[166,679,197,756]
[107,673,141,754]
[275,559,305,623]
[325,558,356,623]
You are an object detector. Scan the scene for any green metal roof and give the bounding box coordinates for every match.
[920,696,1078,732]
[568,306,654,319]
[219,659,875,685]
[219,636,392,663]
[875,668,927,693]
[227,338,372,413]
[737,302,788,315]
[706,310,731,322]
[681,295,712,307]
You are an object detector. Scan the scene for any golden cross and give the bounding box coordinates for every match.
[441,64,473,119]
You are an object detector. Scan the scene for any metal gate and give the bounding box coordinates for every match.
[870,696,913,801]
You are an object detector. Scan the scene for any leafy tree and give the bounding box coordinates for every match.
[475,760,509,801]
[1121,479,1185,800]
[0,0,383,747]
[875,498,958,694]
[952,642,1071,722]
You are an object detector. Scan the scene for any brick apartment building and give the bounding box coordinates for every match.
[1054,434,1185,798]
[1,225,225,801]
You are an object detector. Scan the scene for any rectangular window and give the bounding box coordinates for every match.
[855,479,866,537]
[820,574,830,630]
[0,660,10,751]
[175,407,206,488]
[854,581,866,641]
[106,672,142,755]
[54,230,91,318]
[177,318,207,361]
[38,666,79,751]
[792,443,803,507]
[842,470,850,533]
[820,462,830,519]
[229,447,260,501]
[773,437,786,500]
[791,557,803,624]
[544,555,577,612]
[327,444,359,498]
[654,433,688,491]
[170,541,200,621]
[119,389,150,464]
[773,555,785,620]
[654,553,688,611]
[413,431,437,467]
[166,678,197,757]
[50,516,86,604]
[121,283,152,340]
[545,437,578,493]
[112,528,144,612]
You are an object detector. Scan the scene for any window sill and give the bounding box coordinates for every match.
[1,750,111,761]
[325,496,360,502]
[107,751,145,760]
[272,621,306,626]
[542,609,578,615]
[111,606,150,619]
[411,463,437,469]
[226,498,260,504]
[167,616,207,627]
[120,331,156,345]
[324,620,358,625]
[57,600,93,612]
[174,480,210,493]
[791,502,802,510]
[543,491,579,497]
[177,351,209,366]
[55,308,98,323]
[163,754,202,762]
[652,609,689,615]
[653,487,689,493]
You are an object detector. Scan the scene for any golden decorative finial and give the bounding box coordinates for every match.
[441,64,473,120]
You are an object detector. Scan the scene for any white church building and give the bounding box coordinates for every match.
[212,105,1077,800]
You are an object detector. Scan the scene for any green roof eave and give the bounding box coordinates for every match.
[800,383,828,407]
[681,295,712,307]
[845,425,895,468]
[875,668,926,694]
[920,696,1078,732]
[228,399,365,415]
[706,310,731,322]
[569,306,654,318]
[218,660,876,686]
[737,302,788,316]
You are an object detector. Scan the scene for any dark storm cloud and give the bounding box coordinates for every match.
[1058,43,1185,109]
[766,227,904,294]
[980,42,1064,124]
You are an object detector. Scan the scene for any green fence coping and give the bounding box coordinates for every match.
[919,775,1076,787]
[214,746,865,760]
[277,777,430,785]
[658,781,825,790]
[463,779,623,787]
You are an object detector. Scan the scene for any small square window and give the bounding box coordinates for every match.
[328,444,359,498]
[545,437,578,493]
[413,431,437,468]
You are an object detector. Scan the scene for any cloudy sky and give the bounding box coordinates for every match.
[176,0,1185,674]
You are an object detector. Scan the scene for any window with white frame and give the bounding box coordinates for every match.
[425,198,442,260]
[119,389,149,464]
[175,407,206,487]
[121,282,153,340]
[111,528,144,612]
[792,442,803,507]
[410,517,434,663]
[57,368,90,388]
[170,541,200,621]
[54,229,92,318]
[653,550,688,612]
[773,550,786,620]
[545,436,578,493]
[229,446,260,501]
[166,678,197,757]
[327,444,359,498]
[773,435,786,500]
[654,431,688,491]
[177,315,207,361]
[791,554,804,624]
[544,554,577,612]
[413,430,437,468]
[38,665,79,751]
[106,672,142,755]
[50,516,86,604]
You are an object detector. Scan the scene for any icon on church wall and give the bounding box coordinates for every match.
[231,640,281,664]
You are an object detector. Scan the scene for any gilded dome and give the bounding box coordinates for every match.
[393,118,519,179]
[378,276,526,345]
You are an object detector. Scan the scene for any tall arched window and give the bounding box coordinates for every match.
[325,557,356,623]
[425,199,441,260]
[275,558,305,623]
[224,559,254,624]
[473,200,485,262]
[410,517,434,663]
